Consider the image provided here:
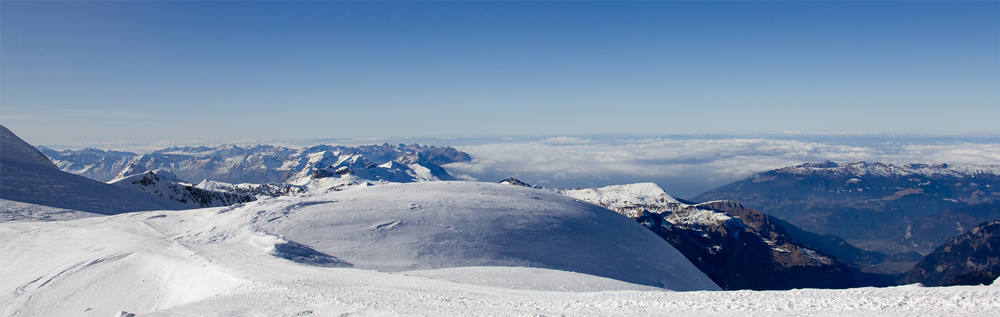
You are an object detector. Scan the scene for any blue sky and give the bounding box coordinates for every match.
[2,1,998,145]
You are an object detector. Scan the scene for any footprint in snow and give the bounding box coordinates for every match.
[372,220,402,231]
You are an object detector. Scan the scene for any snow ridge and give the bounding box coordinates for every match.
[777,161,1000,179]
[108,170,257,208]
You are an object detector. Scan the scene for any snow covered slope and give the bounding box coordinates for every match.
[3,181,997,316]
[252,182,717,290]
[0,125,192,215]
[0,125,59,169]
[1,181,720,316]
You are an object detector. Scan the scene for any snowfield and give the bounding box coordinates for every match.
[2,182,998,316]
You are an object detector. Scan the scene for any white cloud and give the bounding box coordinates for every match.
[444,137,1000,198]
[541,137,592,144]
[453,174,478,182]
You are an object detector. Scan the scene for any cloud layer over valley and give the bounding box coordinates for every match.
[444,136,1000,198]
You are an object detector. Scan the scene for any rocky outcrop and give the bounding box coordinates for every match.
[108,170,257,208]
[899,220,1000,286]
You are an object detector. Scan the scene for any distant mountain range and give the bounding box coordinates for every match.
[7,126,469,216]
[38,143,465,203]
[693,161,1000,274]
[40,143,469,186]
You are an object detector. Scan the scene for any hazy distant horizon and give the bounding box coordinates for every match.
[30,132,1000,199]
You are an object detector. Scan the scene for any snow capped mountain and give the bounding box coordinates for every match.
[779,161,1000,179]
[504,180,853,290]
[107,170,257,208]
[0,125,192,216]
[40,143,466,193]
[191,180,304,198]
[560,184,736,230]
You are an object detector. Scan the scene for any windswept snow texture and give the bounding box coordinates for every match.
[2,181,715,316]
[0,125,191,214]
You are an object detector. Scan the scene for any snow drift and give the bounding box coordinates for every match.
[250,182,719,290]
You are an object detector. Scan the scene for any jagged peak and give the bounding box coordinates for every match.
[109,168,185,185]
[334,154,374,168]
[499,177,532,187]
[111,163,149,181]
[393,152,422,165]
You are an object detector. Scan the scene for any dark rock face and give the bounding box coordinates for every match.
[499,178,543,189]
[674,201,855,290]
[899,220,1000,286]
[692,161,1000,266]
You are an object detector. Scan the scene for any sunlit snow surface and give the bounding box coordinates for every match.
[3,182,998,316]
